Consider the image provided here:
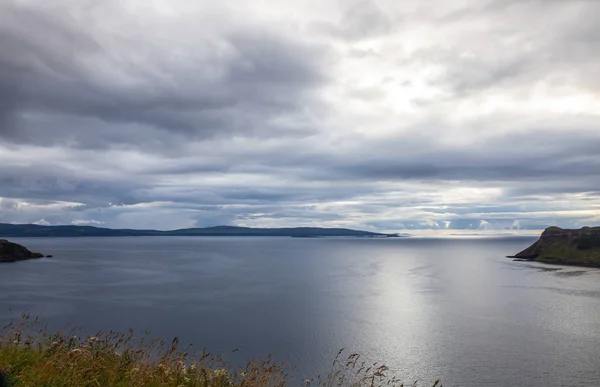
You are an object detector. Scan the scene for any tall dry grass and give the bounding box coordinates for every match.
[0,314,440,387]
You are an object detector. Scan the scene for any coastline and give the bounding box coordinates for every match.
[507,256,600,269]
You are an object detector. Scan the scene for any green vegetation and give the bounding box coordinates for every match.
[537,241,600,265]
[576,234,600,250]
[513,226,600,267]
[0,315,439,387]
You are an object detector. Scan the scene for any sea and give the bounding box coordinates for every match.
[1,236,599,387]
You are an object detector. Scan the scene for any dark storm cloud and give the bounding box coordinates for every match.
[278,129,600,190]
[0,146,385,210]
[0,168,142,208]
[0,1,328,148]
[8,128,595,208]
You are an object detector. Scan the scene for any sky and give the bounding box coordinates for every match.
[0,0,599,233]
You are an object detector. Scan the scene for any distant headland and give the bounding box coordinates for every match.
[0,223,401,238]
[0,239,45,262]
[509,226,600,267]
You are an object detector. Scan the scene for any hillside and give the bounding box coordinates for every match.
[0,223,398,238]
[511,226,600,267]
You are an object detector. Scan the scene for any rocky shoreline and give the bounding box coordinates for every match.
[508,256,600,268]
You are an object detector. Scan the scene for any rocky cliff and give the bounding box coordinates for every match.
[0,239,45,262]
[512,226,600,266]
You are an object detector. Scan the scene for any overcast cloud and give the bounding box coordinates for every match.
[0,0,599,233]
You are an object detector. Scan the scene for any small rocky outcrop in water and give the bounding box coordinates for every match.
[0,239,44,263]
[510,226,600,267]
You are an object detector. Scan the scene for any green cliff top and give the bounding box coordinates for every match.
[513,226,600,267]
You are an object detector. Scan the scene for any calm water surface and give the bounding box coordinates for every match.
[1,236,599,386]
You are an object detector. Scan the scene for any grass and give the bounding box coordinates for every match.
[0,315,440,387]
[538,241,600,264]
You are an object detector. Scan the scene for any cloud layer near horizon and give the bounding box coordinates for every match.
[1,0,599,232]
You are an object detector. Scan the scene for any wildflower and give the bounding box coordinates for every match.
[87,336,101,343]
[212,368,229,379]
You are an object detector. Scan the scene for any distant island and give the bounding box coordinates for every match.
[0,223,400,238]
[0,239,45,262]
[510,226,600,267]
